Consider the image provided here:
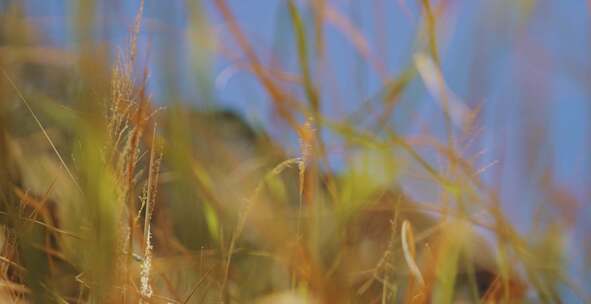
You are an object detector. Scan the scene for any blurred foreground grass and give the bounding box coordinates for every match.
[0,1,586,303]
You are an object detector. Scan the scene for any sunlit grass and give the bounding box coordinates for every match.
[0,0,585,303]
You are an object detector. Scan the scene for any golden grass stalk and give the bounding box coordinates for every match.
[139,127,162,302]
[401,220,425,287]
[221,158,300,302]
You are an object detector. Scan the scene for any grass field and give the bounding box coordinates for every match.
[0,0,588,303]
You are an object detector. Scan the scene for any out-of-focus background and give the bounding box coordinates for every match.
[0,0,589,302]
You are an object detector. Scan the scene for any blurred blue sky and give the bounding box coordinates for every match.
[13,0,591,300]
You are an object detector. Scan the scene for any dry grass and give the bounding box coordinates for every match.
[0,0,586,303]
